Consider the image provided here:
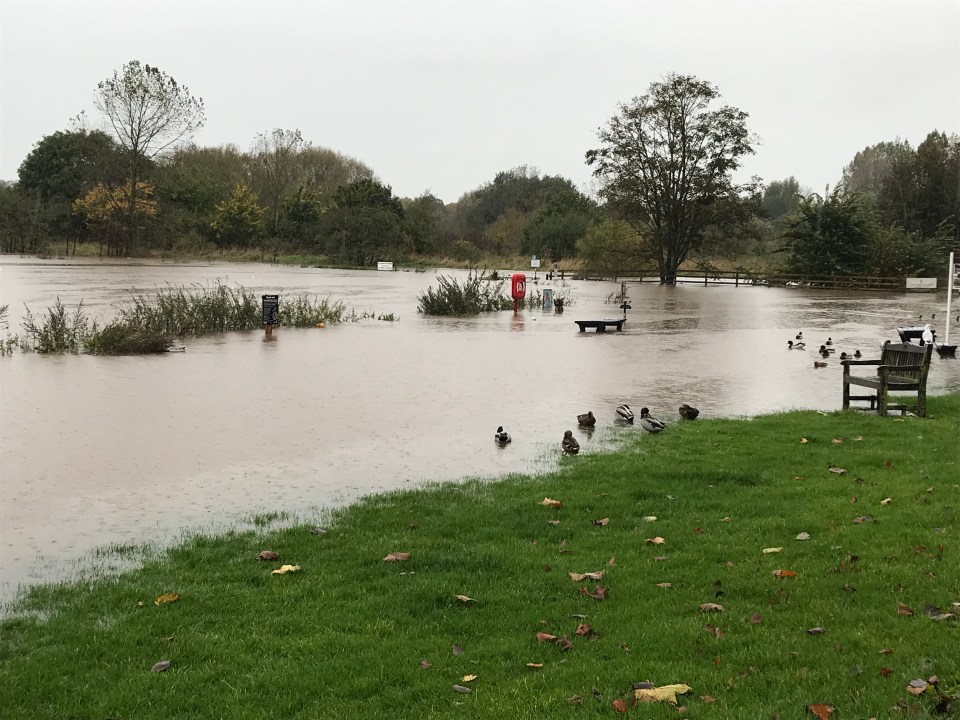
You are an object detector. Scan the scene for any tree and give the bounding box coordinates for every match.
[210,183,265,249]
[586,74,755,283]
[94,61,205,251]
[17,129,118,204]
[761,177,802,220]
[577,218,653,277]
[322,179,405,265]
[781,189,875,276]
[250,129,309,234]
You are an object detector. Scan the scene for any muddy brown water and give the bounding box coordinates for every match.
[1,258,957,602]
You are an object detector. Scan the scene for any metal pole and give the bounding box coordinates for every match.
[945,251,955,345]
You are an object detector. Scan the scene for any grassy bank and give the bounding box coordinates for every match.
[2,398,958,719]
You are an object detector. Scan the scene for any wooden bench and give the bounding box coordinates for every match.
[842,341,933,416]
[575,319,625,333]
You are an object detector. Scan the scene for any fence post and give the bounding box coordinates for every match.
[735,272,739,287]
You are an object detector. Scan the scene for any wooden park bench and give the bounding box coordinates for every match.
[574,319,625,333]
[841,341,933,416]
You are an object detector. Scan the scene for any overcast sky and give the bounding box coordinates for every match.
[1,0,957,203]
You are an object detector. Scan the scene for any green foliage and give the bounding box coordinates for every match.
[17,129,119,203]
[280,295,348,327]
[761,177,803,220]
[577,218,652,276]
[20,298,91,353]
[586,73,756,283]
[781,189,876,276]
[417,270,510,315]
[1,396,958,718]
[210,183,265,248]
[85,322,174,354]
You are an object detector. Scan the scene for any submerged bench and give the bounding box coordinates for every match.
[575,319,624,333]
[842,341,932,416]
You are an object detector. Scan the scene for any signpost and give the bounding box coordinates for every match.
[262,294,279,337]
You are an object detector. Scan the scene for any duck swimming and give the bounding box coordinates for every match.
[796,332,803,340]
[639,407,666,433]
[788,340,805,349]
[562,430,580,454]
[839,352,848,360]
[494,426,511,445]
[819,345,835,354]
[678,404,699,420]
[814,361,827,368]
[577,411,597,427]
[616,404,635,423]
[854,350,862,358]
[825,337,833,346]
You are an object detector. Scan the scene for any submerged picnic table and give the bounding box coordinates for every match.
[575,319,625,333]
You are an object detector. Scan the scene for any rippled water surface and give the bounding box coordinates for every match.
[1,258,957,600]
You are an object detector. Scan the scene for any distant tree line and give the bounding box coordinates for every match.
[0,63,956,282]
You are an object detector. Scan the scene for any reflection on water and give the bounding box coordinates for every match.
[0,258,957,601]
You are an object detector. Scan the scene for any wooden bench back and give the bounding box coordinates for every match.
[881,342,932,381]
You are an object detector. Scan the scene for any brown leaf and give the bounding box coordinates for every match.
[646,536,665,545]
[579,585,608,600]
[749,612,763,625]
[852,515,874,524]
[704,623,725,638]
[419,659,431,669]
[700,695,716,703]
[567,694,583,704]
[613,699,628,713]
[535,632,557,643]
[454,594,474,603]
[794,476,806,481]
[593,517,609,526]
[807,626,826,635]
[907,679,929,695]
[880,667,893,677]
[607,555,616,566]
[878,648,894,655]
[808,703,834,719]
[452,644,464,655]
[546,519,561,526]
[885,460,894,468]
[699,603,724,613]
[828,466,846,475]
[694,527,703,534]
[257,550,279,561]
[897,603,915,616]
[383,552,410,562]
[772,569,797,578]
[154,592,181,606]
[541,497,563,508]
[559,635,574,651]
[568,571,605,582]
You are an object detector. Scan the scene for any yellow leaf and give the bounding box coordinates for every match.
[800,437,809,444]
[656,582,673,588]
[454,594,474,603]
[646,536,665,545]
[880,497,893,505]
[699,603,724,612]
[634,683,693,704]
[541,497,563,508]
[526,662,543,668]
[762,547,783,554]
[772,569,796,577]
[568,571,604,582]
[642,515,657,522]
[154,592,181,606]
[462,674,477,682]
[271,564,301,575]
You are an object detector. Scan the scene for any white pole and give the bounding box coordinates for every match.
[946,251,955,345]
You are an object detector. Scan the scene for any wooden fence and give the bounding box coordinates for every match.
[584,269,908,292]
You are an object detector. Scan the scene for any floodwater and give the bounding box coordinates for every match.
[0,258,957,602]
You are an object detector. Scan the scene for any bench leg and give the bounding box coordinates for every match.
[596,325,605,332]
[877,389,887,416]
[842,380,850,410]
[918,388,926,417]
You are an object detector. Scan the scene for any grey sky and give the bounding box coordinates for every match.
[1,0,957,203]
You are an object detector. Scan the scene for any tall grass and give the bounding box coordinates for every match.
[20,298,91,354]
[417,270,512,315]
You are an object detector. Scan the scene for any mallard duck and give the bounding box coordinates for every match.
[788,340,805,349]
[819,345,835,354]
[820,348,830,358]
[639,407,666,433]
[796,332,803,340]
[577,411,596,427]
[678,404,699,420]
[616,404,634,423]
[854,350,862,358]
[494,426,511,445]
[825,337,833,346]
[814,361,827,368]
[839,352,848,360]
[562,430,580,454]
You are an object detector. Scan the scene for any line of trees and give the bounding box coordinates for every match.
[0,63,956,282]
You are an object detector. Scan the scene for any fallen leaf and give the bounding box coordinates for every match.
[154,592,180,606]
[878,648,894,655]
[923,604,955,621]
[854,435,863,441]
[762,547,783,554]
[749,612,763,625]
[607,556,616,566]
[452,684,472,694]
[801,437,809,444]
[634,683,693,704]
[593,517,609,526]
[656,582,673,588]
[794,476,806,481]
[807,626,827,636]
[310,527,327,535]
[897,603,915,616]
[612,699,628,713]
[535,632,557,642]
[808,703,834,719]
[700,695,716,703]
[852,514,874,523]
[257,550,279,561]
[907,679,929,695]
[719,516,732,522]
[454,594,474,603]
[880,497,893,505]
[828,466,846,475]
[880,667,893,676]
[541,497,563,508]
[654,555,668,561]
[694,527,703,534]
[642,515,657,522]
[575,623,595,637]
[796,532,811,540]
[383,552,410,562]
[558,636,574,651]
[568,571,605,582]
[452,644,464,655]
[885,460,894,468]
[699,603,724,613]
[419,659,431,669]
[772,569,796,577]
[151,659,172,672]
[646,536,665,545]
[462,674,477,682]
[704,623,725,638]
[851,496,858,503]
[579,585,608,600]
[567,694,583,704]
[271,564,301,575]
[526,662,543,668]
[547,519,560,526]
[832,438,843,444]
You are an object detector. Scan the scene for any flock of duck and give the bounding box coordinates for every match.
[494,402,699,454]
[787,332,862,368]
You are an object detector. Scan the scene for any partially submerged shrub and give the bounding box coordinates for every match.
[417,270,509,316]
[85,321,174,355]
[20,299,91,353]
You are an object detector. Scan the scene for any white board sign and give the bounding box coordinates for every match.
[377,261,394,271]
[905,277,936,290]
[530,257,541,268]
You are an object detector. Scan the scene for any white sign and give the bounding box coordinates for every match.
[377,261,394,271]
[905,277,936,290]
[530,257,541,268]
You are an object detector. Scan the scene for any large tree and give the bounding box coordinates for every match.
[94,61,205,252]
[586,74,755,283]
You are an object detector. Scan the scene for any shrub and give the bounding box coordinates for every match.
[417,270,509,316]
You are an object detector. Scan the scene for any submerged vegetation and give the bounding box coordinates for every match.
[417,270,512,315]
[1,395,958,718]
[3,282,385,356]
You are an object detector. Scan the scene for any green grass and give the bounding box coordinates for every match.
[2,397,958,719]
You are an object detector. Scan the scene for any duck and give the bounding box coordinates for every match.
[615,404,635,423]
[825,337,833,346]
[788,340,805,350]
[839,352,848,360]
[678,404,699,420]
[494,426,511,446]
[819,345,835,354]
[561,430,580,454]
[819,348,830,358]
[854,349,862,358]
[577,411,597,427]
[796,332,803,340]
[814,361,827,368]
[639,407,666,433]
